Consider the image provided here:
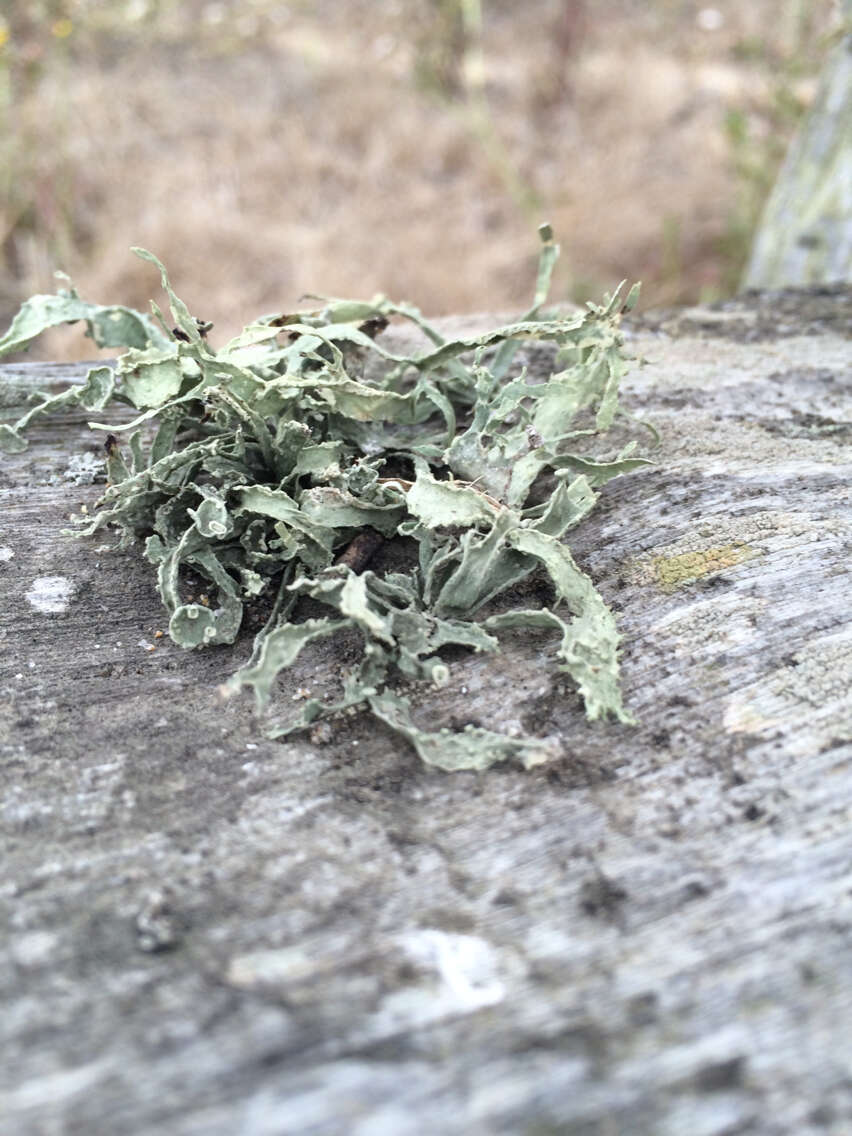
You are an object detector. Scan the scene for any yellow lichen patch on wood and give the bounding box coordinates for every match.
[649,542,758,592]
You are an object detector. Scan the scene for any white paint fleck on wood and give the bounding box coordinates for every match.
[24,575,74,614]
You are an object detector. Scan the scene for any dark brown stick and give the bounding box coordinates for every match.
[334,528,385,573]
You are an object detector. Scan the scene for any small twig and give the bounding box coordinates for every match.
[335,528,385,573]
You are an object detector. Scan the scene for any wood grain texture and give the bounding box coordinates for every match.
[1,290,851,1136]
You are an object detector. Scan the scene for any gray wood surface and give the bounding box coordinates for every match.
[1,289,851,1136]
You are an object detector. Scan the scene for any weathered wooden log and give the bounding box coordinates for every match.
[1,288,850,1135]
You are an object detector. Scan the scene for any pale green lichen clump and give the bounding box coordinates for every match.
[0,228,649,770]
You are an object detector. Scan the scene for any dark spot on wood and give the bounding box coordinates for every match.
[627,992,659,1027]
[492,888,520,906]
[579,872,628,919]
[694,1056,746,1092]
[668,694,693,708]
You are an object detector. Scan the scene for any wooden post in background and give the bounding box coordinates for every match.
[744,1,852,288]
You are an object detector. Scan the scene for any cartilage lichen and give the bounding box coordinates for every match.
[0,227,648,769]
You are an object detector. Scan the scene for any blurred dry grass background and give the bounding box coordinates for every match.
[0,0,842,358]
